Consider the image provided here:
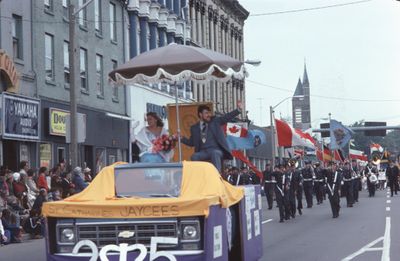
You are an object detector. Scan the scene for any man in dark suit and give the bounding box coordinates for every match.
[181,102,242,172]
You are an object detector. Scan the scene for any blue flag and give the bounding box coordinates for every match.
[226,129,266,150]
[329,119,354,150]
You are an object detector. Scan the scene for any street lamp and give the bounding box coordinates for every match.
[269,96,292,167]
[245,59,261,66]
[68,0,95,168]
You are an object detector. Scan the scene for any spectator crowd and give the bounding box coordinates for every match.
[0,160,93,245]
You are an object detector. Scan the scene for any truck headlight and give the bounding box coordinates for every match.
[60,228,75,242]
[180,220,200,241]
[183,225,198,239]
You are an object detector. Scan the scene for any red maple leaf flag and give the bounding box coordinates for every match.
[229,125,240,134]
[225,123,248,137]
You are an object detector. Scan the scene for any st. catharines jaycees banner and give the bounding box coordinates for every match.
[2,94,40,140]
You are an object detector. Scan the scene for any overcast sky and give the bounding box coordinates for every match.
[241,0,400,128]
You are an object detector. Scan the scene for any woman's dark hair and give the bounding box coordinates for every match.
[19,161,28,170]
[146,112,164,127]
[39,167,47,174]
[27,169,35,177]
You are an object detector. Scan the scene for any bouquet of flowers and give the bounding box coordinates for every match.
[152,134,178,153]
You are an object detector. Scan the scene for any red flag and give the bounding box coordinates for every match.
[349,149,368,161]
[231,150,263,179]
[275,119,315,148]
[334,149,345,162]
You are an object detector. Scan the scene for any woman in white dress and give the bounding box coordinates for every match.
[134,112,172,163]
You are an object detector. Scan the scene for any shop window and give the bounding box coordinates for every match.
[40,143,52,168]
[12,14,23,60]
[96,54,104,97]
[19,144,30,165]
[80,48,88,91]
[45,33,54,81]
[109,155,116,164]
[57,147,66,164]
[95,148,106,174]
[109,2,117,42]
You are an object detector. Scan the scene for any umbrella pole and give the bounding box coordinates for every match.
[174,83,182,162]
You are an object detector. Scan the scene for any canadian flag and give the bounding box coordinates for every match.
[275,119,316,149]
[350,149,368,161]
[225,122,248,137]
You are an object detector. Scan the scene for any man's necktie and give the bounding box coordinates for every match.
[201,122,207,143]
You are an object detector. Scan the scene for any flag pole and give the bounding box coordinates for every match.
[270,106,276,168]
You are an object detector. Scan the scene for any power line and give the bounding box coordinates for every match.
[246,79,400,103]
[249,0,374,17]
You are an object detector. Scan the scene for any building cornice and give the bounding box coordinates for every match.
[167,13,177,33]
[138,0,151,18]
[148,1,161,23]
[175,19,185,38]
[158,8,169,28]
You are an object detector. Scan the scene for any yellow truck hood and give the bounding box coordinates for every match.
[42,161,244,218]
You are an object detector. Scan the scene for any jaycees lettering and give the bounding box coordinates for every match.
[120,205,179,217]
[46,205,180,218]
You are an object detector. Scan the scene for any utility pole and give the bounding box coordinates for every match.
[270,106,275,168]
[69,5,78,168]
[68,0,95,168]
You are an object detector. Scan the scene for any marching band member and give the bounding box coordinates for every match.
[325,162,342,218]
[364,162,378,197]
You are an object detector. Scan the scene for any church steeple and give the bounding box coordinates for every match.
[293,77,303,96]
[302,62,309,88]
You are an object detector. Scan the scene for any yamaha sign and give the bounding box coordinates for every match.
[2,93,40,140]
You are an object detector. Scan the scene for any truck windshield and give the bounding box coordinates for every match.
[114,166,183,198]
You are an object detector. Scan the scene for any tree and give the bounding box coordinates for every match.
[349,120,400,157]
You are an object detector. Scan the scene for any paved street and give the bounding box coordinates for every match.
[260,188,398,261]
[1,188,397,261]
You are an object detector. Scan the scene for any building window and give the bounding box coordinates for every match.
[62,0,69,19]
[64,41,70,86]
[44,0,53,12]
[94,0,102,34]
[80,48,88,91]
[295,108,302,123]
[78,0,87,28]
[45,33,54,81]
[12,15,23,60]
[111,60,119,100]
[96,54,104,96]
[109,2,117,41]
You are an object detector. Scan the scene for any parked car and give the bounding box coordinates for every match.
[42,161,263,261]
